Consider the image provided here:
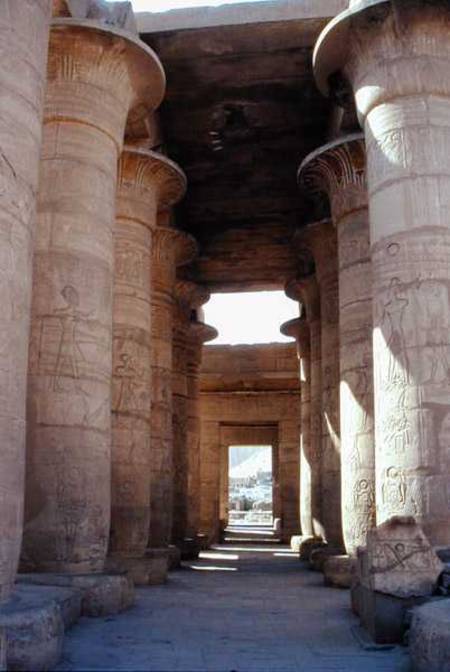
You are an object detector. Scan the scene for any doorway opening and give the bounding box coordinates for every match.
[228,445,273,527]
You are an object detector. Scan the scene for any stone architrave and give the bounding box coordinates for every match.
[315,0,450,545]
[150,222,197,549]
[171,282,210,545]
[110,149,186,571]
[363,517,444,599]
[299,134,375,556]
[23,18,165,573]
[186,320,218,540]
[0,0,52,601]
[280,317,311,540]
[296,225,343,549]
[285,276,323,542]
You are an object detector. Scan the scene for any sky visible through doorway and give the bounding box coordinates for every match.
[107,0,271,13]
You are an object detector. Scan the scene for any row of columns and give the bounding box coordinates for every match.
[0,1,215,606]
[286,0,450,563]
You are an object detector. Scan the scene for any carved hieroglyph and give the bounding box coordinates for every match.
[171,282,211,543]
[281,316,312,539]
[23,20,165,573]
[150,223,197,548]
[110,149,186,560]
[315,0,450,545]
[296,223,343,549]
[0,0,52,601]
[300,135,375,556]
[286,276,323,540]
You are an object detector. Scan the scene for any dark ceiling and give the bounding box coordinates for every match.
[142,15,336,291]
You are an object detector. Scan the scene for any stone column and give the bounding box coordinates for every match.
[285,276,323,552]
[0,0,52,602]
[299,135,375,556]
[186,320,218,546]
[280,317,312,542]
[150,224,197,550]
[315,0,450,545]
[171,282,211,551]
[23,19,165,573]
[298,223,343,550]
[108,149,186,584]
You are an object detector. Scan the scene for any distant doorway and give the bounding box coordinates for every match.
[228,445,273,526]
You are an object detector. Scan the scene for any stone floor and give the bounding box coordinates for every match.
[55,545,411,672]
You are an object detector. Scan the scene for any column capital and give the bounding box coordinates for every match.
[285,275,320,323]
[189,321,218,346]
[118,148,186,221]
[298,133,367,222]
[174,280,210,310]
[280,317,311,356]
[48,19,166,144]
[153,227,198,268]
[314,0,450,118]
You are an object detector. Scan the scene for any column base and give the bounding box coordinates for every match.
[309,545,344,572]
[18,571,134,618]
[290,535,303,553]
[174,537,202,561]
[409,600,450,672]
[323,554,356,589]
[105,549,168,586]
[298,537,326,561]
[0,585,75,671]
[168,545,182,570]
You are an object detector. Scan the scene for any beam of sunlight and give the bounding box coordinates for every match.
[203,291,298,345]
[189,565,238,571]
[200,552,240,560]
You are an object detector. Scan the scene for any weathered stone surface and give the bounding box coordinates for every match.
[410,600,450,672]
[323,555,355,589]
[23,19,165,574]
[0,585,65,672]
[315,0,450,547]
[111,149,186,568]
[19,573,134,618]
[0,628,5,672]
[364,518,444,599]
[299,537,326,562]
[0,0,52,602]
[299,134,375,556]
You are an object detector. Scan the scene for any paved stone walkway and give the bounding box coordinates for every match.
[56,546,411,671]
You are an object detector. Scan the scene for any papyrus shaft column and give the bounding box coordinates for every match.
[0,0,51,600]
[315,0,450,544]
[186,321,218,538]
[300,135,375,555]
[281,317,312,538]
[150,225,196,548]
[286,276,322,540]
[172,284,213,543]
[303,224,342,548]
[24,20,165,572]
[110,149,185,560]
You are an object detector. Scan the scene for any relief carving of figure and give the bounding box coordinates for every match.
[382,466,407,513]
[380,278,410,388]
[420,280,450,384]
